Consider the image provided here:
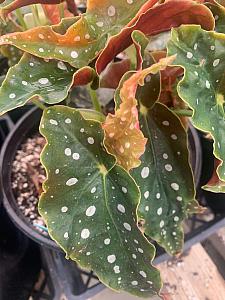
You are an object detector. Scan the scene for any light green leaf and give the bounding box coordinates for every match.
[0,53,76,115]
[167,25,225,188]
[39,105,162,298]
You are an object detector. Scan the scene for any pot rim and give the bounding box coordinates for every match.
[0,107,60,251]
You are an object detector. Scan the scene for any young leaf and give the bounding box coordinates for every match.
[0,0,158,68]
[0,53,76,114]
[103,56,175,171]
[96,0,215,74]
[39,105,162,298]
[167,25,225,189]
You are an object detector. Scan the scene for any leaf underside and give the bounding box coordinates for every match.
[39,105,161,298]
[168,25,225,191]
[96,0,214,74]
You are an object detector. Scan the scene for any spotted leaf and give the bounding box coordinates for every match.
[0,53,77,115]
[0,0,158,68]
[103,56,176,171]
[39,105,161,298]
[96,0,214,74]
[132,101,200,255]
[167,25,225,190]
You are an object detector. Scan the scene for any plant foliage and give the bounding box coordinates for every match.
[0,0,224,298]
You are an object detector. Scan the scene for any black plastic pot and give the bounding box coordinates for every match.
[198,132,225,213]
[0,112,41,300]
[1,107,60,250]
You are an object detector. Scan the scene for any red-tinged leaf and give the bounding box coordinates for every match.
[132,30,149,71]
[151,51,185,109]
[100,59,131,89]
[203,158,225,192]
[96,0,215,74]
[0,0,78,18]
[73,66,97,87]
[42,4,74,25]
[0,0,158,68]
[103,56,176,171]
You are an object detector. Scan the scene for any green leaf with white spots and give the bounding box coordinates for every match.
[131,52,200,255]
[132,102,199,255]
[39,105,162,298]
[0,0,158,68]
[167,25,225,189]
[0,53,76,115]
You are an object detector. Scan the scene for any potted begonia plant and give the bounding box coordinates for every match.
[0,0,225,298]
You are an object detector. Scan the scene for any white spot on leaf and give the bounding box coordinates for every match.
[141,167,149,178]
[81,228,90,239]
[66,178,78,186]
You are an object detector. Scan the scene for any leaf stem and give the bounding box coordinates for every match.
[171,108,193,117]
[88,85,102,113]
[15,9,28,30]
[31,5,40,26]
[32,98,47,110]
[59,2,65,20]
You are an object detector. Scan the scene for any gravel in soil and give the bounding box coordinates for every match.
[11,134,47,235]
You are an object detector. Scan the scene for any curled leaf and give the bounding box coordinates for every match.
[96,0,214,74]
[103,56,176,171]
[0,0,158,68]
[203,158,225,192]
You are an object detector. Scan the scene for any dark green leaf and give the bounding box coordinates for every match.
[39,105,162,298]
[168,25,225,190]
[0,53,76,115]
[132,102,199,255]
[131,51,199,255]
